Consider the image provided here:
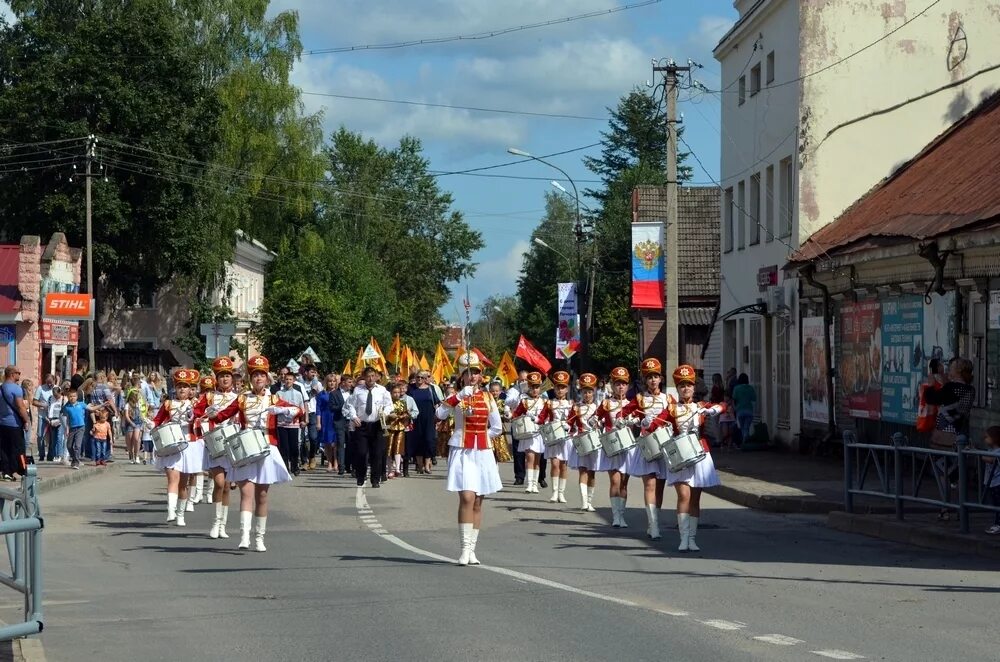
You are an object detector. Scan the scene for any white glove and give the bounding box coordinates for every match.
[205,405,220,417]
[561,420,571,433]
[614,417,628,430]
[663,422,675,437]
[641,415,654,429]
[460,386,475,398]
[267,405,283,415]
[587,416,600,431]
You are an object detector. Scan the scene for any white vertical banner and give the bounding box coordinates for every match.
[556,282,580,359]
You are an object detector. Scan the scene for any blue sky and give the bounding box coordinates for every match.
[2,0,739,323]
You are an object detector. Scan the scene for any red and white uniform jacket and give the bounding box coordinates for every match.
[648,397,726,452]
[567,402,600,435]
[620,392,670,435]
[537,398,572,427]
[512,396,546,424]
[435,387,502,450]
[191,390,239,436]
[153,399,197,441]
[596,397,632,432]
[211,391,302,446]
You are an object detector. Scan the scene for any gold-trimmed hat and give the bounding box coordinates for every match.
[199,375,216,391]
[526,371,543,387]
[247,355,270,375]
[173,368,200,386]
[551,370,570,387]
[211,356,234,375]
[456,351,482,374]
[672,364,697,386]
[641,357,663,377]
[609,366,630,384]
[579,373,598,389]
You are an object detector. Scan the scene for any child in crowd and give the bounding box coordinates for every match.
[44,386,65,463]
[139,397,154,465]
[123,390,143,464]
[984,426,1000,535]
[91,410,112,466]
[61,389,88,470]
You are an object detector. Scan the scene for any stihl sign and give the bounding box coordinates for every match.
[43,293,94,321]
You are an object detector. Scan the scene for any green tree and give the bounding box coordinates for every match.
[468,294,521,362]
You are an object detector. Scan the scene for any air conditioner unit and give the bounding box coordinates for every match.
[767,285,784,314]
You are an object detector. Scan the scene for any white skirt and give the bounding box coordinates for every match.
[543,438,572,462]
[446,447,503,496]
[575,447,603,471]
[204,446,233,473]
[153,449,184,471]
[623,446,663,478]
[176,440,206,474]
[517,434,545,454]
[230,445,292,485]
[666,452,720,488]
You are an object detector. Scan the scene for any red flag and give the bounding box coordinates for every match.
[471,347,495,368]
[515,335,552,375]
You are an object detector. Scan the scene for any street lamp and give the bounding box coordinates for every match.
[510,147,588,370]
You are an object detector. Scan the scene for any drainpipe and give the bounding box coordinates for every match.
[802,264,837,444]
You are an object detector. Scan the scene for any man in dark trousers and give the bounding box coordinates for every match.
[328,373,353,475]
[343,367,392,488]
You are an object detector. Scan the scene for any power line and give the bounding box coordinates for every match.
[300,90,607,121]
[430,142,602,177]
[302,0,663,55]
[707,0,944,94]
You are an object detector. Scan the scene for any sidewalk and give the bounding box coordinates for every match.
[25,455,122,494]
[709,448,1000,559]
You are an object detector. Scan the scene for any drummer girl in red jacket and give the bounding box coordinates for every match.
[647,365,726,552]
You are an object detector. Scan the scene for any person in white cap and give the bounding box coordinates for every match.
[436,351,503,566]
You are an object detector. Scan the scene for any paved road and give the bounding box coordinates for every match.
[15,461,1000,661]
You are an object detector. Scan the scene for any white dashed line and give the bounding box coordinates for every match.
[812,651,865,660]
[754,634,804,646]
[355,486,866,660]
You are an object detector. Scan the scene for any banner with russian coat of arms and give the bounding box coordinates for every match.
[631,221,664,309]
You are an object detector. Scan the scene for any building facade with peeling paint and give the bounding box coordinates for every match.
[712,0,1000,447]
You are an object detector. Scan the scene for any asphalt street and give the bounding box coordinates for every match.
[14,460,1000,662]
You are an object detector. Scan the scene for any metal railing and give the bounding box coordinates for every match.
[844,430,1000,534]
[0,465,43,641]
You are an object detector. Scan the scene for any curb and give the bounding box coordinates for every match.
[36,461,122,494]
[828,511,1000,560]
[708,474,842,514]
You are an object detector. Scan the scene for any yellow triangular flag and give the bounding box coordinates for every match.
[419,353,430,371]
[497,351,518,388]
[342,359,352,376]
[387,333,401,366]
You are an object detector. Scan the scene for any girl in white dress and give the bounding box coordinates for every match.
[567,373,600,512]
[511,372,546,494]
[596,367,634,528]
[538,370,574,505]
[152,368,201,526]
[192,356,240,539]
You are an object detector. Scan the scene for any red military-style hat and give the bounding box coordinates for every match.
[247,355,270,375]
[579,373,598,389]
[551,370,570,386]
[641,357,663,377]
[609,367,630,384]
[199,375,216,391]
[173,368,200,386]
[672,364,697,386]
[211,356,234,375]
[526,371,543,387]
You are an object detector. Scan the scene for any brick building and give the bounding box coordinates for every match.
[0,233,83,386]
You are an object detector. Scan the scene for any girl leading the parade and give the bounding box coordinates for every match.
[647,364,725,551]
[192,356,240,539]
[436,352,503,566]
[620,358,670,540]
[210,356,297,552]
[152,368,200,526]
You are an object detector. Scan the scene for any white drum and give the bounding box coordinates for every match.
[512,416,540,441]
[638,427,671,462]
[540,421,569,447]
[227,429,271,468]
[572,430,602,456]
[203,422,239,459]
[662,432,707,472]
[152,423,188,456]
[600,427,636,457]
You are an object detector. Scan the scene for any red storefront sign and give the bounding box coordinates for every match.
[39,321,79,345]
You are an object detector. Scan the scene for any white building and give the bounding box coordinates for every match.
[710,0,1000,446]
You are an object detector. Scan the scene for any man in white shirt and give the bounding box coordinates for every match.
[297,364,322,470]
[343,366,393,488]
[276,372,307,475]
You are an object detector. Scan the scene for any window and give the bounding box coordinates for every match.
[749,318,763,420]
[723,187,734,252]
[777,320,790,429]
[737,180,746,249]
[738,75,746,105]
[749,173,761,245]
[750,63,761,96]
[765,165,775,242]
[125,286,155,309]
[766,51,775,84]
[779,157,794,238]
[723,319,737,374]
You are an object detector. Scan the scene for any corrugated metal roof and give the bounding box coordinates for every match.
[678,306,716,326]
[0,245,22,315]
[790,91,1000,264]
[633,185,721,298]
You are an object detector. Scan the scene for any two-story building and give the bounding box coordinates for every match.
[712,0,1000,447]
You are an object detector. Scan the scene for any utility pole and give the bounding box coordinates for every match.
[84,135,97,373]
[653,60,689,371]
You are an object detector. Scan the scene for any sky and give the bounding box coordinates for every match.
[2,0,739,324]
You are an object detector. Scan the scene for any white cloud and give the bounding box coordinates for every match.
[473,239,529,289]
[693,15,735,50]
[0,2,14,23]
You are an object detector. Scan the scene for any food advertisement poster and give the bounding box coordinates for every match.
[802,317,831,424]
[839,301,882,420]
[880,295,924,424]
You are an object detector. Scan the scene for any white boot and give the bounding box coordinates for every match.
[557,478,567,503]
[253,516,267,552]
[238,511,252,549]
[531,469,540,493]
[580,484,590,511]
[218,505,229,539]
[457,523,473,566]
[166,493,178,523]
[193,474,205,503]
[619,498,629,528]
[677,513,690,552]
[610,497,623,527]
[468,528,481,565]
[646,504,661,540]
[209,503,223,539]
[524,468,534,493]
[175,495,187,527]
[688,516,701,552]
[205,484,213,504]
[586,486,596,512]
[549,476,560,502]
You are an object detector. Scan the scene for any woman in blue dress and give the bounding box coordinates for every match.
[407,370,439,474]
[315,374,338,472]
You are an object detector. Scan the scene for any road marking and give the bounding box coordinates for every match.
[655,608,689,617]
[700,619,747,631]
[754,634,803,646]
[812,651,865,660]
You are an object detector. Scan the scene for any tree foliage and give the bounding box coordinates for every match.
[467,294,520,363]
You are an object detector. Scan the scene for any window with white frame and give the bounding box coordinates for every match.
[777,318,791,429]
[749,318,763,420]
[724,187,734,252]
[750,63,761,96]
[779,156,793,238]
[766,51,775,84]
[738,76,746,105]
[737,179,746,249]
[765,165,774,242]
[749,173,761,245]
